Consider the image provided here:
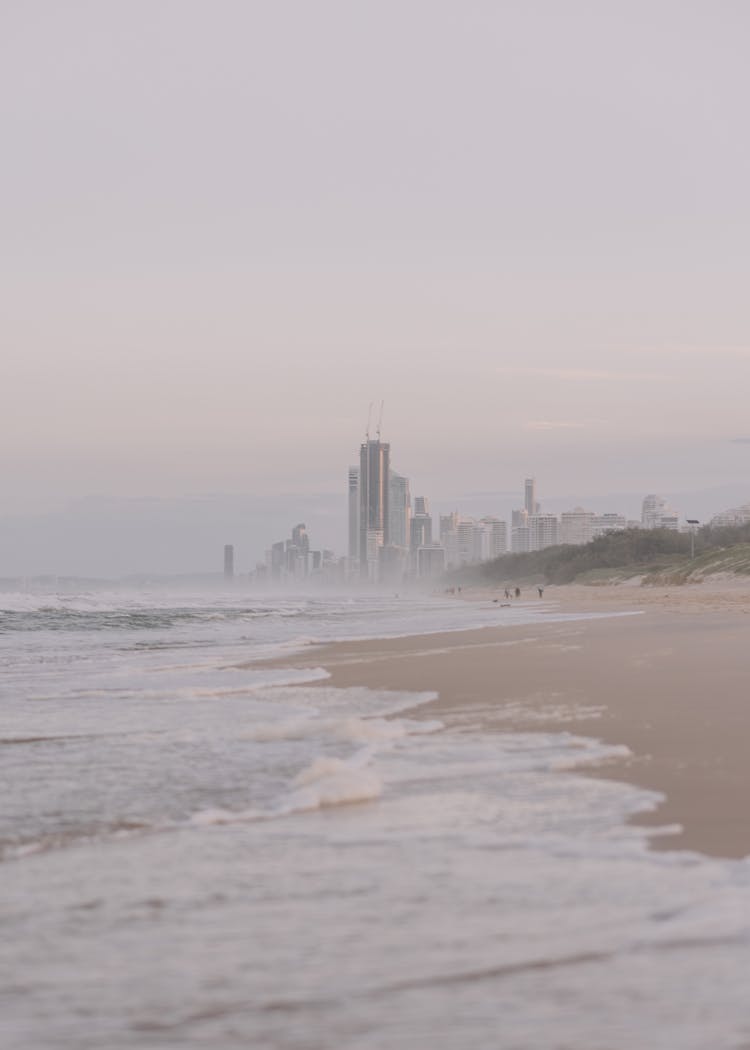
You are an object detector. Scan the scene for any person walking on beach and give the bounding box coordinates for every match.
[515,587,521,598]
[537,586,544,598]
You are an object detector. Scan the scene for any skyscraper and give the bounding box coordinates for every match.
[223,544,234,580]
[511,508,530,553]
[348,466,360,562]
[388,471,411,549]
[524,477,540,516]
[411,496,433,554]
[359,438,390,572]
[291,523,309,555]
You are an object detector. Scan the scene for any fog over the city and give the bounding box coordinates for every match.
[3,1,750,575]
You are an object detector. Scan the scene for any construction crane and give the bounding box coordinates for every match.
[376,400,384,441]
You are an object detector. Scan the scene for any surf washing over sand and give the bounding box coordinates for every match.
[3,587,750,1048]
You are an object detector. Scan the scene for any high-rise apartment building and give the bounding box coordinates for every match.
[268,540,285,580]
[438,515,507,567]
[347,466,360,562]
[410,514,433,552]
[359,438,390,573]
[524,478,540,516]
[291,523,309,555]
[479,517,508,558]
[560,508,627,545]
[511,508,530,552]
[388,472,411,549]
[642,494,679,530]
[560,508,596,546]
[224,544,234,579]
[529,514,559,551]
[410,497,433,552]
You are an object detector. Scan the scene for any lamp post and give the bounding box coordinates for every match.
[686,519,700,560]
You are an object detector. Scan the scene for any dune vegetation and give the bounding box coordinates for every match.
[454,523,750,587]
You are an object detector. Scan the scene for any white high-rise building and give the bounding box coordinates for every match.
[479,517,508,558]
[439,515,508,567]
[456,518,481,565]
[529,514,559,551]
[560,507,596,546]
[525,477,540,516]
[511,508,530,552]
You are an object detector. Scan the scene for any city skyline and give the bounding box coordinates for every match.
[3,468,750,580]
[251,424,737,585]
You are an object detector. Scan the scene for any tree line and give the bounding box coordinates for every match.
[452,521,750,586]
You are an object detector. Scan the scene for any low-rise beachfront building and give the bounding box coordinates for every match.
[710,503,750,528]
[592,513,627,537]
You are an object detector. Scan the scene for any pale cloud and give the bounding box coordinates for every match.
[496,367,669,382]
[524,420,588,431]
[657,346,750,358]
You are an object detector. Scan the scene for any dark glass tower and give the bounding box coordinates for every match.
[359,439,390,568]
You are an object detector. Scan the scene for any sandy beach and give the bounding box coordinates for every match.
[266,581,750,859]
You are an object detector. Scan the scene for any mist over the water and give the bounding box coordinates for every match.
[4,483,750,578]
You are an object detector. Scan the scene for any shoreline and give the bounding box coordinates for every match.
[259,584,750,860]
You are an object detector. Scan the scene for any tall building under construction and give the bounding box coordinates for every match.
[359,438,390,576]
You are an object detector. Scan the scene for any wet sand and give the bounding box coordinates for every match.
[266,583,750,859]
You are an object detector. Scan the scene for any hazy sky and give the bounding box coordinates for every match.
[3,1,750,572]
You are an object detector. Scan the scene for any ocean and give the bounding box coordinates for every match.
[2,588,750,1049]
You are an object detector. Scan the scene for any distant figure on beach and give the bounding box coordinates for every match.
[504,588,510,599]
[515,587,521,598]
[537,586,544,598]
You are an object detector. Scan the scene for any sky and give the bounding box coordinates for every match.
[2,1,750,574]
